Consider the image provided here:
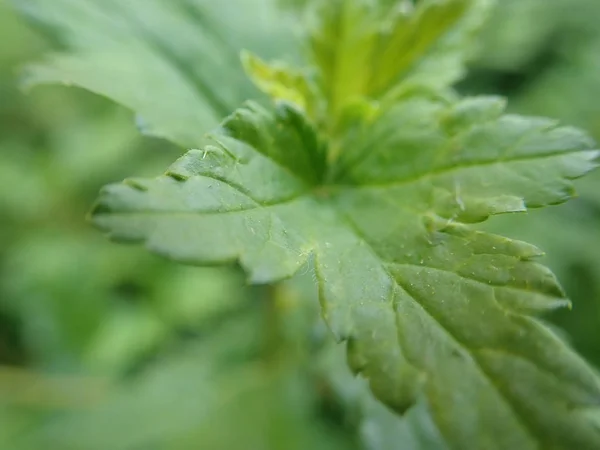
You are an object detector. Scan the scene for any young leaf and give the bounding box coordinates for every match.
[241,51,321,121]
[12,0,299,148]
[92,98,600,449]
[307,0,492,117]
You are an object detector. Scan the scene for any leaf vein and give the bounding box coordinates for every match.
[386,262,563,305]
[352,147,588,190]
[329,203,539,443]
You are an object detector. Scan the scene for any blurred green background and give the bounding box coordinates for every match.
[0,0,599,448]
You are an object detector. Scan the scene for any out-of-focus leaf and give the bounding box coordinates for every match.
[307,0,491,118]
[472,0,560,70]
[12,0,300,148]
[5,314,357,450]
[1,230,248,373]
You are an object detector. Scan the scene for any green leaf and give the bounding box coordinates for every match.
[470,0,561,70]
[307,0,492,118]
[92,98,600,449]
[241,50,322,122]
[482,173,600,367]
[466,0,600,369]
[12,0,299,148]
[316,340,447,450]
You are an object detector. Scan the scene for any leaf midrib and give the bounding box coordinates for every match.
[340,148,596,189]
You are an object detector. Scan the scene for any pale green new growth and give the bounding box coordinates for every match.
[15,0,600,448]
[241,51,321,121]
[306,0,492,120]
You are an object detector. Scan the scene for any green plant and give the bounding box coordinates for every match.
[11,0,600,448]
[463,0,600,369]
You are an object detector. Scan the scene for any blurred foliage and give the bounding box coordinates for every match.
[0,0,599,448]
